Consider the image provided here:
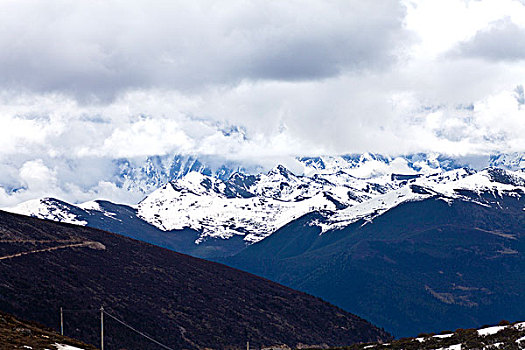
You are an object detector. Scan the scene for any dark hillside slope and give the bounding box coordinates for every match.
[0,210,390,349]
[224,192,525,337]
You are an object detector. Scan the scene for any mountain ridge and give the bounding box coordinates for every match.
[113,152,525,195]
[7,153,525,258]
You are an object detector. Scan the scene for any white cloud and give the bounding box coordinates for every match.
[19,160,57,192]
[84,118,194,158]
[0,0,525,206]
[404,0,525,58]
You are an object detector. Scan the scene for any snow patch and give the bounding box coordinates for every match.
[434,334,454,339]
[78,200,102,211]
[477,325,507,336]
[53,344,85,350]
[435,344,461,350]
[4,198,87,226]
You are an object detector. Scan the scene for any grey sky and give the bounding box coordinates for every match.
[0,0,407,99]
[454,17,525,61]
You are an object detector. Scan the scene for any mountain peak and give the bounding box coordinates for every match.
[489,152,525,171]
[268,164,294,178]
[483,167,525,187]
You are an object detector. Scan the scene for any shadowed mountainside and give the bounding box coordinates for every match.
[0,210,391,349]
[223,192,525,337]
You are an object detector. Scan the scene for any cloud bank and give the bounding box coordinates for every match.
[0,0,407,99]
[1,0,525,205]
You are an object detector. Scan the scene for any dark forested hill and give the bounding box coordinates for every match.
[0,210,390,349]
[223,191,525,338]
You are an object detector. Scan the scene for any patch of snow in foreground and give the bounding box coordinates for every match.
[415,333,454,343]
[515,322,525,330]
[435,344,461,350]
[54,344,85,350]
[477,325,507,336]
[434,333,454,339]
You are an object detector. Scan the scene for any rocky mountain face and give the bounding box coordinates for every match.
[0,210,391,349]
[114,154,263,194]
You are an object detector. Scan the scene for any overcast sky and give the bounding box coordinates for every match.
[1,0,525,205]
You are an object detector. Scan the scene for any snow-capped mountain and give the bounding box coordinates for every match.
[9,197,89,226]
[112,152,524,195]
[136,153,525,243]
[489,152,525,170]
[7,153,524,338]
[298,153,467,176]
[5,153,525,253]
[114,154,263,194]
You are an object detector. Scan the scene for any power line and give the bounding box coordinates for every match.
[59,306,176,349]
[103,310,175,350]
[61,308,98,313]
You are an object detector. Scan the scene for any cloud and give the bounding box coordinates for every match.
[0,0,408,100]
[0,82,524,207]
[0,157,145,207]
[1,0,525,207]
[19,160,57,192]
[452,17,525,61]
[88,118,194,158]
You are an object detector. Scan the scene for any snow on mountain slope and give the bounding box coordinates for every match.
[5,153,525,247]
[5,198,130,227]
[137,170,341,242]
[319,167,525,232]
[110,152,524,197]
[7,198,88,226]
[137,155,440,239]
[138,158,525,242]
[489,152,525,171]
[298,153,467,177]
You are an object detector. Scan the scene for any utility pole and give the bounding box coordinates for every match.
[60,307,63,335]
[100,306,104,350]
